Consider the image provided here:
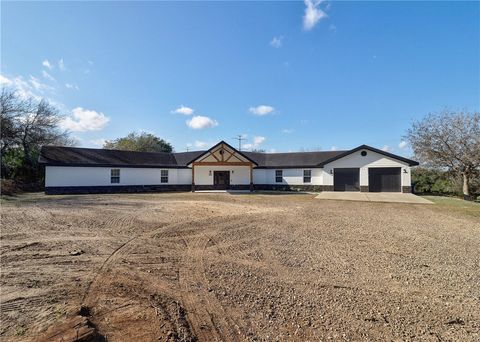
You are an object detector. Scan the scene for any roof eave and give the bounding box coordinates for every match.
[318,144,419,167]
[186,140,259,166]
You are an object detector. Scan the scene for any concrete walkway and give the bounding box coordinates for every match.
[315,192,433,204]
[194,190,251,193]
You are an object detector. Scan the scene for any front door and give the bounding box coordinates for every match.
[213,171,230,190]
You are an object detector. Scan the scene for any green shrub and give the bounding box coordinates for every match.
[412,168,458,195]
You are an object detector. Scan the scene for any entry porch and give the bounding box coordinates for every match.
[187,141,257,192]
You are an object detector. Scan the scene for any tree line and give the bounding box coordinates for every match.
[1,89,73,187]
[1,89,479,199]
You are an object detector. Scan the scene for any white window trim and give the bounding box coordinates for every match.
[303,169,312,183]
[111,169,120,184]
[161,169,169,183]
[275,170,283,183]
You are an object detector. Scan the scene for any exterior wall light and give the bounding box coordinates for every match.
[231,170,234,174]
[330,169,333,175]
[209,170,212,176]
[403,168,408,173]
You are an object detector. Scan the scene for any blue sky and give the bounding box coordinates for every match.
[1,1,479,154]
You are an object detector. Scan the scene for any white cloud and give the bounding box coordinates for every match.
[381,145,392,152]
[186,115,218,129]
[243,136,266,150]
[58,58,66,71]
[88,60,94,66]
[89,138,107,147]
[194,140,212,149]
[172,105,194,115]
[42,70,55,82]
[42,59,53,69]
[303,0,327,31]
[268,148,277,153]
[0,74,12,85]
[270,36,283,48]
[253,136,266,145]
[329,24,337,32]
[60,107,110,132]
[65,83,79,90]
[281,129,294,134]
[398,141,407,149]
[249,105,275,116]
[331,146,338,151]
[0,74,40,100]
[29,76,50,91]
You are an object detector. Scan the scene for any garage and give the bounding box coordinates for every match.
[369,167,401,192]
[334,168,360,191]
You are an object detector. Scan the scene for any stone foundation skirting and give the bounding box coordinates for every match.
[253,184,324,192]
[46,184,414,195]
[45,185,191,195]
[193,184,251,191]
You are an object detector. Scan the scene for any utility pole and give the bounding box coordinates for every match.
[232,135,247,151]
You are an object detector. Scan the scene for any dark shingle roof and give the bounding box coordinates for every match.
[39,144,418,168]
[243,151,347,168]
[39,146,183,168]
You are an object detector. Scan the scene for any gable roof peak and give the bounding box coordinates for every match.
[318,144,419,166]
[185,140,259,165]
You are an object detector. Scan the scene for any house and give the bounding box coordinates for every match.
[38,141,418,194]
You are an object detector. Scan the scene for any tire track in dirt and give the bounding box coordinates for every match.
[80,213,253,341]
[177,216,255,342]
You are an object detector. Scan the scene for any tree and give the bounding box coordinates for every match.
[0,89,32,154]
[1,88,73,183]
[406,109,480,199]
[104,132,173,153]
[411,168,457,195]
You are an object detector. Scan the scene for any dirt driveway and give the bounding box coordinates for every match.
[1,193,479,341]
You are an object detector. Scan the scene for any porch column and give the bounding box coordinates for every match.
[249,163,253,192]
[191,164,195,192]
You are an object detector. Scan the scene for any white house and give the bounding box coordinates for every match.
[39,141,418,194]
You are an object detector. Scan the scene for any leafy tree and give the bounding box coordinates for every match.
[1,88,72,184]
[406,109,480,199]
[411,168,457,195]
[104,132,173,153]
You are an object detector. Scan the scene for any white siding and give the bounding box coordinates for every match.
[45,166,192,187]
[252,168,323,185]
[322,150,411,187]
[45,150,412,190]
[194,165,250,185]
[177,169,192,184]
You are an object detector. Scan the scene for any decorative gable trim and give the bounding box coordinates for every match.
[186,140,258,166]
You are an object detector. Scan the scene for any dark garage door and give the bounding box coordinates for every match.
[334,168,360,191]
[369,167,401,192]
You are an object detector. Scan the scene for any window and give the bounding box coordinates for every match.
[111,169,120,183]
[161,170,169,183]
[303,170,311,183]
[275,170,283,183]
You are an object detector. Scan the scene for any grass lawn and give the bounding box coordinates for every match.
[422,195,480,218]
